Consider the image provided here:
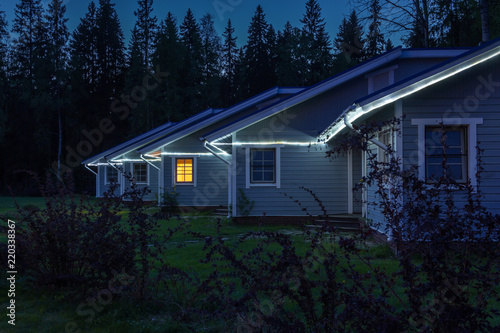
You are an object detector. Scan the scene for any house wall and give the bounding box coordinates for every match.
[162,154,228,208]
[233,144,349,217]
[402,57,500,216]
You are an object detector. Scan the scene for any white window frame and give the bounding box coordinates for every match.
[411,118,483,187]
[132,162,149,185]
[244,145,282,188]
[172,156,197,187]
[104,165,120,185]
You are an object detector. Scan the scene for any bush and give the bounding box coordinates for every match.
[13,172,136,289]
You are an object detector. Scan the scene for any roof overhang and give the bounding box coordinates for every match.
[318,39,500,142]
[138,86,305,154]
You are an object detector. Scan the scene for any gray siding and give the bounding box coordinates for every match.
[162,155,228,208]
[402,58,500,216]
[234,145,349,216]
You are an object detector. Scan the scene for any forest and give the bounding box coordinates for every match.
[0,0,499,194]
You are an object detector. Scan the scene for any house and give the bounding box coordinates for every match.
[84,37,500,238]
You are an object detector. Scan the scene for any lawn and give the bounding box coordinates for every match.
[0,197,496,332]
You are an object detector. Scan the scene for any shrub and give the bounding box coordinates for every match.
[13,172,136,289]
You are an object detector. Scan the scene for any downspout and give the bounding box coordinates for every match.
[342,104,394,242]
[140,154,161,204]
[204,141,231,218]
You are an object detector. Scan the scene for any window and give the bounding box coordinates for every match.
[412,118,482,187]
[250,149,276,183]
[378,130,392,164]
[105,166,119,184]
[133,163,148,184]
[175,158,194,183]
[425,126,467,183]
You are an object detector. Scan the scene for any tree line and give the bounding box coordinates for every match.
[0,0,498,194]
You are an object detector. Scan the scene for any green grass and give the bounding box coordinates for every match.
[0,197,496,332]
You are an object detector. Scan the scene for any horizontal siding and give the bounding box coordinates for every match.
[402,57,500,216]
[235,145,350,216]
[163,155,228,208]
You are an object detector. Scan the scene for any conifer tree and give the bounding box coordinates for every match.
[364,0,385,60]
[0,9,8,144]
[45,0,69,177]
[152,12,184,122]
[244,5,275,96]
[200,13,221,108]
[300,0,332,84]
[276,21,303,86]
[95,0,125,103]
[179,8,203,116]
[221,19,238,105]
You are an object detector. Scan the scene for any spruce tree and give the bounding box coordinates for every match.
[11,0,45,86]
[276,21,303,86]
[45,0,69,177]
[152,12,184,122]
[200,13,221,108]
[364,0,385,60]
[0,9,8,144]
[300,0,332,84]
[126,0,157,135]
[221,19,238,105]
[95,0,125,103]
[334,10,364,69]
[179,8,203,116]
[244,5,275,96]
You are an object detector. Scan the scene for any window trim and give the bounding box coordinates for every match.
[172,156,197,187]
[245,145,281,188]
[132,162,149,185]
[411,118,483,187]
[104,165,120,185]
[425,125,468,183]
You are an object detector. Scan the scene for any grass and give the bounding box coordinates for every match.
[1,197,496,332]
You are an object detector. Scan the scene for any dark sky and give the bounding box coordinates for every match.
[0,0,357,47]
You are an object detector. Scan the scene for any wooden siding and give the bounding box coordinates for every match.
[162,155,228,208]
[402,57,500,216]
[234,145,349,217]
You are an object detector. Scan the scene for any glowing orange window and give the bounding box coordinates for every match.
[176,158,193,183]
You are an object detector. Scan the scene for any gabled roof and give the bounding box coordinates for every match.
[318,37,500,142]
[200,46,468,143]
[82,108,224,165]
[137,86,304,154]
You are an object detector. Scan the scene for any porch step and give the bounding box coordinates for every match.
[311,216,361,232]
[214,207,229,217]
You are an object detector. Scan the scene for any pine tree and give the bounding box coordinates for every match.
[45,0,69,178]
[95,0,125,104]
[385,38,395,51]
[221,19,238,105]
[131,0,157,68]
[179,8,203,116]
[364,0,385,60]
[11,0,45,86]
[0,9,8,144]
[244,5,276,96]
[69,1,98,96]
[200,13,221,108]
[276,21,303,86]
[126,0,157,135]
[300,0,332,84]
[334,10,364,69]
[152,12,184,122]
